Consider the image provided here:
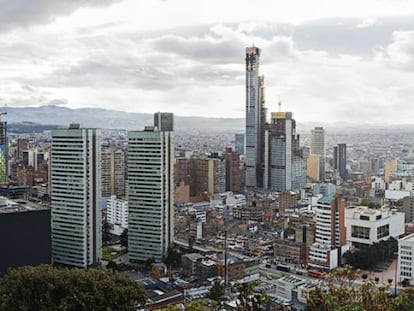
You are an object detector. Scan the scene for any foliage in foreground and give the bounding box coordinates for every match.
[0,265,147,311]
[307,265,414,311]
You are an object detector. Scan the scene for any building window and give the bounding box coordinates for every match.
[351,226,370,240]
[360,215,370,221]
[377,224,389,239]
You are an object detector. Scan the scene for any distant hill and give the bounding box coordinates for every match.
[5,105,244,132]
[4,105,414,133]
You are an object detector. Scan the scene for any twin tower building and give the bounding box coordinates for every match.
[50,113,174,268]
[245,46,306,191]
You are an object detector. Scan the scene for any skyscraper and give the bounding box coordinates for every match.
[51,124,101,268]
[224,147,241,193]
[128,126,174,262]
[245,46,266,189]
[234,133,245,156]
[263,111,304,191]
[101,147,125,198]
[310,127,325,181]
[154,112,174,132]
[334,144,347,180]
[0,113,7,182]
[311,127,325,156]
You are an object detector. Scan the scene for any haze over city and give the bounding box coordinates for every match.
[1,0,414,124]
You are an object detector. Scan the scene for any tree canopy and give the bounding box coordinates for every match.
[207,278,225,302]
[307,265,414,311]
[0,265,147,311]
[344,238,397,270]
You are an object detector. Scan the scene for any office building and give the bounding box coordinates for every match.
[234,133,245,155]
[345,206,404,248]
[128,127,174,262]
[16,138,29,163]
[0,115,7,182]
[101,147,125,197]
[174,156,226,197]
[310,127,325,181]
[154,112,174,132]
[22,148,45,171]
[311,127,325,156]
[334,144,347,180]
[51,124,101,268]
[245,46,266,189]
[307,154,322,182]
[308,193,348,271]
[263,111,304,191]
[224,147,241,193]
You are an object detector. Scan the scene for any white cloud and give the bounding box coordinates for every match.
[0,1,414,123]
[376,30,414,71]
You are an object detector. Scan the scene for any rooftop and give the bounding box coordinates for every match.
[318,192,336,204]
[401,233,414,242]
[0,197,48,214]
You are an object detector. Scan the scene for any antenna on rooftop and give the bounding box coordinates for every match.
[278,96,282,112]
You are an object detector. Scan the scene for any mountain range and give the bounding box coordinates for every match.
[4,105,414,133]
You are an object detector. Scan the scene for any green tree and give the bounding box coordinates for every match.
[207,278,225,302]
[0,265,147,311]
[102,220,112,245]
[344,238,397,270]
[120,228,128,249]
[234,281,270,311]
[165,247,182,270]
[307,265,414,311]
[145,256,155,269]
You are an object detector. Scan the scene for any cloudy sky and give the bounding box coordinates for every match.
[1,0,414,124]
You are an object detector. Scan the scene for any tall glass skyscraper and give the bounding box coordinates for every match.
[245,46,266,189]
[264,111,304,191]
[51,124,102,268]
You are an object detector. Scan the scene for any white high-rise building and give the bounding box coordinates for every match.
[51,124,101,268]
[128,126,174,262]
[106,195,128,236]
[245,46,266,189]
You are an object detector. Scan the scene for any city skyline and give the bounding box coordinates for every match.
[1,1,414,123]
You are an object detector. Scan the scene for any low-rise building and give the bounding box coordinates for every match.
[273,275,306,301]
[345,206,404,248]
[181,253,204,277]
[274,239,307,265]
